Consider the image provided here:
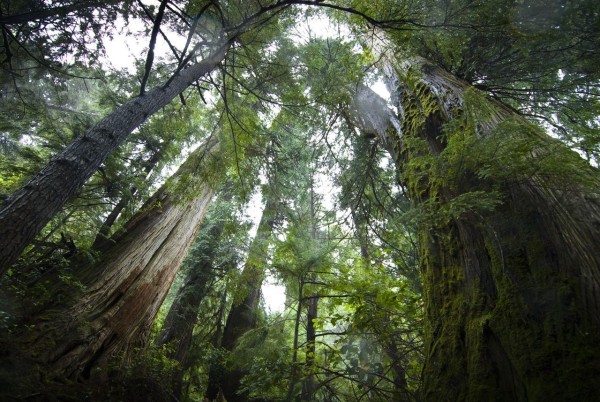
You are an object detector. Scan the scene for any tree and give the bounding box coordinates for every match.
[155,183,240,399]
[404,0,600,161]
[2,1,600,400]
[4,136,220,396]
[356,53,600,400]
[0,0,408,274]
[0,42,229,272]
[345,3,600,396]
[206,183,280,401]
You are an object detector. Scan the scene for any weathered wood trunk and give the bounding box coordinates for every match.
[375,58,600,401]
[18,138,220,384]
[0,43,229,273]
[206,195,278,402]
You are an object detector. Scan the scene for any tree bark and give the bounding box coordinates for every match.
[206,194,278,402]
[365,58,600,401]
[156,236,219,400]
[16,137,220,383]
[287,279,304,401]
[301,293,318,401]
[155,187,234,399]
[0,42,230,273]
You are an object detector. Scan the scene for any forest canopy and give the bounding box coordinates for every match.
[0,0,599,401]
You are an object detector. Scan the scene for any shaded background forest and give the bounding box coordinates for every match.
[0,0,599,401]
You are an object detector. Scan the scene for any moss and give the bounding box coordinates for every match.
[390,59,600,402]
[481,197,600,401]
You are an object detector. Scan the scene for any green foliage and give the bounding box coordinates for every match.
[1,1,599,401]
[385,0,600,161]
[296,37,365,105]
[326,256,424,396]
[236,328,292,399]
[118,344,180,383]
[85,344,182,400]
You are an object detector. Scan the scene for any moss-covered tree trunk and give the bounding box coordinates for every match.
[361,58,600,401]
[14,138,220,387]
[395,59,600,402]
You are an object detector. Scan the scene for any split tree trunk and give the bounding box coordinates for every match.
[0,42,230,273]
[363,58,600,401]
[18,137,220,383]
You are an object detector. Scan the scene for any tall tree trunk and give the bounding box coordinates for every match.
[15,137,220,384]
[363,58,600,401]
[287,279,304,401]
[155,187,234,399]
[301,293,319,401]
[155,228,221,400]
[0,42,230,273]
[206,194,278,402]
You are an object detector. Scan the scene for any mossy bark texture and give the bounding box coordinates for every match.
[383,58,600,402]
